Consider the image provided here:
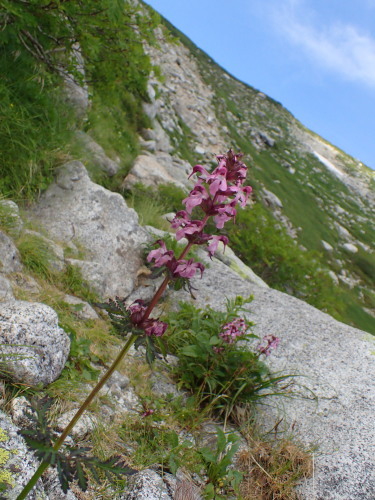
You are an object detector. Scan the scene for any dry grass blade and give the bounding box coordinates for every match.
[237,439,313,500]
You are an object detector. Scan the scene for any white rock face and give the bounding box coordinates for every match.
[169,254,375,500]
[0,301,70,386]
[30,161,149,299]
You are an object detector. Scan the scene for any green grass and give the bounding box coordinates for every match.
[0,49,74,200]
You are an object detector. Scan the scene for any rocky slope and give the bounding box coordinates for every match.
[0,4,374,499]
[1,160,374,499]
[131,18,374,332]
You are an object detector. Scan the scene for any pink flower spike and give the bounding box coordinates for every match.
[219,318,248,344]
[207,235,229,258]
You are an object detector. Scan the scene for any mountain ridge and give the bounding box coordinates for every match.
[136,13,375,332]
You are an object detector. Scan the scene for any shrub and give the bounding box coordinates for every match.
[163,296,286,418]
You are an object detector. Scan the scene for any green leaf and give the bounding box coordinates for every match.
[181,345,201,358]
[75,461,88,492]
[203,483,215,499]
[199,447,216,464]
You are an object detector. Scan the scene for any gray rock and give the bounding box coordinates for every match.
[23,230,65,272]
[169,254,375,499]
[76,131,119,176]
[150,371,185,399]
[29,161,148,299]
[213,243,268,289]
[142,120,172,153]
[262,189,283,209]
[321,240,333,252]
[123,155,186,191]
[341,242,358,253]
[334,222,352,241]
[62,294,99,320]
[0,300,70,386]
[0,200,23,236]
[251,130,275,148]
[122,469,172,499]
[0,410,46,499]
[0,275,14,302]
[62,43,89,121]
[10,273,40,295]
[8,396,33,428]
[0,231,22,273]
[42,468,78,500]
[96,369,141,418]
[56,409,97,439]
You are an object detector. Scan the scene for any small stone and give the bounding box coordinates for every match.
[342,243,358,253]
[321,240,333,252]
[63,294,99,320]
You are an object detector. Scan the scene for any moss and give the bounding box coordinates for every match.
[0,427,17,487]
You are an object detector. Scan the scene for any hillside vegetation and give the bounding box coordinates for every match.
[0,0,374,336]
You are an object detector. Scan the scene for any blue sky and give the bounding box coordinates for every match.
[144,0,375,170]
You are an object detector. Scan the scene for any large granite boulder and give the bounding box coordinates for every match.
[29,161,149,299]
[170,253,375,500]
[0,300,70,387]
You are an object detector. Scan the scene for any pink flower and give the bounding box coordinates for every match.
[173,259,205,279]
[143,319,168,337]
[212,346,225,354]
[219,318,248,344]
[189,164,211,180]
[147,240,174,267]
[174,218,204,241]
[141,409,155,418]
[128,300,147,325]
[234,185,252,208]
[213,202,237,229]
[183,184,210,214]
[207,235,229,258]
[207,166,228,196]
[257,335,280,356]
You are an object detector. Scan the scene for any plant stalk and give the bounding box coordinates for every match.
[16,333,137,500]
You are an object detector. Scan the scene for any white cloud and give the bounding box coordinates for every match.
[267,0,375,87]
